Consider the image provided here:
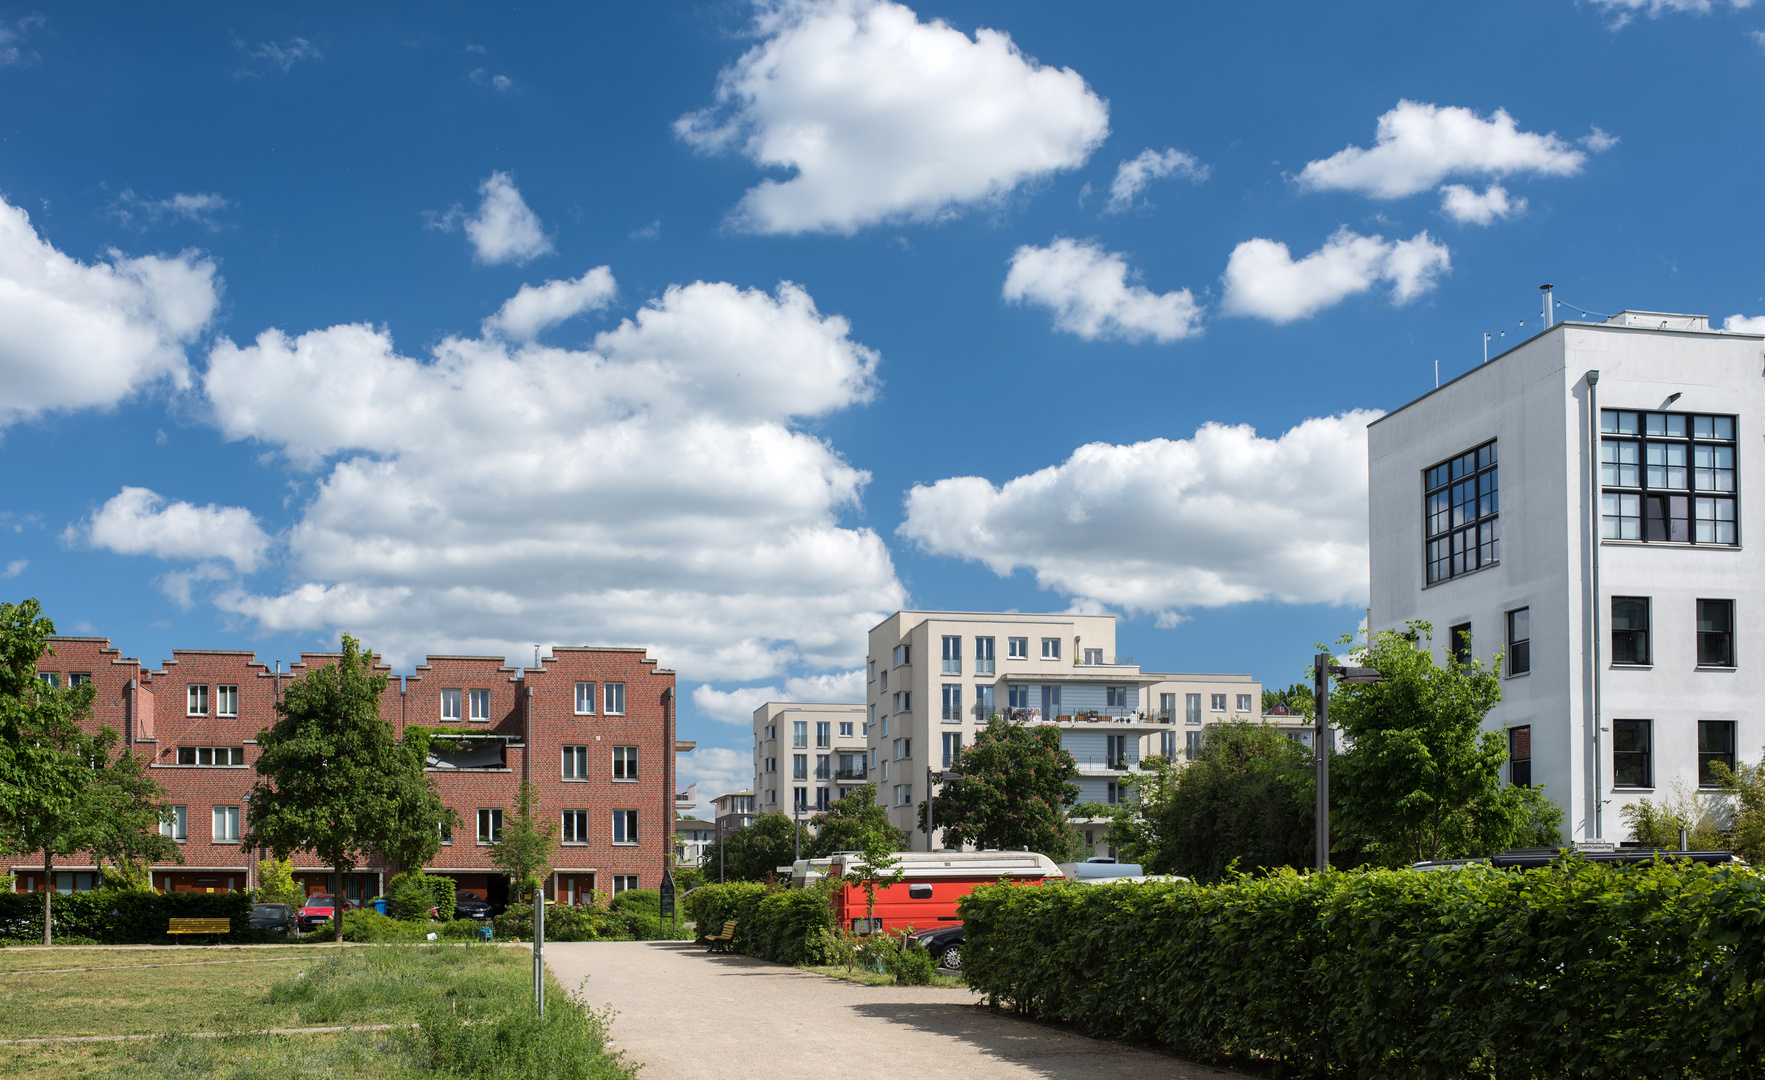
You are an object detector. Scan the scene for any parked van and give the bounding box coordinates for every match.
[801,850,1062,934]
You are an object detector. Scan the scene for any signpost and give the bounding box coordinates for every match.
[532,883,546,1018]
[660,867,677,936]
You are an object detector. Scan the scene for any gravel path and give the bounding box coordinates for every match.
[545,941,1249,1080]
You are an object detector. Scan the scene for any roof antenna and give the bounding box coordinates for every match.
[1540,284,1555,329]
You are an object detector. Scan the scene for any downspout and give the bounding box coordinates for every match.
[662,687,675,887]
[1585,370,1604,840]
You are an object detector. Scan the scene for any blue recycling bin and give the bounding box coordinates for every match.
[372,898,388,915]
[479,923,494,941]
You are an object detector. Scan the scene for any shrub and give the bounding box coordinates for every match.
[886,939,936,985]
[387,873,437,921]
[0,888,252,944]
[494,901,632,942]
[683,882,833,963]
[253,858,305,907]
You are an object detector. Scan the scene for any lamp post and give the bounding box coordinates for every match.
[1313,653,1385,872]
[925,767,961,851]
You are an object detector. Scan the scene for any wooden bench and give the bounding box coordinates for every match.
[700,920,737,953]
[168,917,231,943]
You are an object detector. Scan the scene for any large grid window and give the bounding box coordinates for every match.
[1424,441,1499,584]
[1612,598,1651,666]
[1612,720,1652,789]
[1601,410,1737,544]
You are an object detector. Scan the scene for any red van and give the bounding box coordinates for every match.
[803,851,1061,935]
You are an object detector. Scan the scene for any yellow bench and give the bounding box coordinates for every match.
[700,920,738,953]
[167,917,231,942]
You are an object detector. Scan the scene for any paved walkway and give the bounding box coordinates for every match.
[545,941,1249,1080]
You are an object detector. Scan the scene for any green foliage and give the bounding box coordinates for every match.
[1261,682,1315,720]
[490,899,652,942]
[805,784,909,858]
[671,865,707,891]
[961,859,1765,1077]
[253,857,306,906]
[100,858,158,892]
[1712,751,1765,864]
[1331,621,1563,864]
[411,992,631,1080]
[0,888,252,943]
[1110,723,1313,881]
[887,938,937,985]
[683,881,835,963]
[387,871,436,920]
[699,812,809,882]
[490,781,557,898]
[921,715,1079,859]
[1620,776,1730,850]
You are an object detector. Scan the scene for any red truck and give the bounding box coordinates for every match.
[796,851,1062,935]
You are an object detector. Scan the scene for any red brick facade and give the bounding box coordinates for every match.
[9,637,676,906]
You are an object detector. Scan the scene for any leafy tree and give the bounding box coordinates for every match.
[1619,777,1729,850]
[254,857,306,906]
[244,634,445,942]
[919,716,1079,859]
[805,784,908,858]
[1262,682,1316,720]
[700,812,809,882]
[81,747,182,880]
[1712,751,1765,864]
[1109,722,1314,881]
[1330,621,1564,865]
[489,781,556,899]
[373,727,458,873]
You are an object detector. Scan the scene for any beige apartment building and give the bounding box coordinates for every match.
[752,701,869,814]
[865,611,1264,850]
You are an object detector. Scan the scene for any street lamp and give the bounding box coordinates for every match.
[925,767,961,851]
[1313,653,1384,872]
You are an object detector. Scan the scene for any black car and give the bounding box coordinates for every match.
[909,923,965,970]
[250,903,295,934]
[454,891,493,920]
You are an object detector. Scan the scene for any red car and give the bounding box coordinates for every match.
[297,894,359,932]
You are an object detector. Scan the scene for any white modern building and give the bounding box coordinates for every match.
[752,701,868,814]
[674,818,716,866]
[710,790,755,840]
[1367,309,1763,844]
[865,610,1262,850]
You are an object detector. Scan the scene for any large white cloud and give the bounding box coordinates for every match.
[1439,183,1525,225]
[482,267,616,341]
[675,0,1109,235]
[1003,238,1202,343]
[1724,315,1765,333]
[1220,227,1451,323]
[201,276,905,678]
[70,486,271,573]
[427,172,553,266]
[1104,148,1207,214]
[691,668,865,725]
[676,745,754,805]
[899,413,1380,619]
[1297,101,1587,200]
[0,195,220,430]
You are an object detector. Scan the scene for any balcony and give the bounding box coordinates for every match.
[834,767,868,782]
[1073,753,1146,775]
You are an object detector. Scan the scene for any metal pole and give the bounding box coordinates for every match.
[926,765,934,851]
[1587,370,1604,840]
[533,880,545,1017]
[1314,654,1330,873]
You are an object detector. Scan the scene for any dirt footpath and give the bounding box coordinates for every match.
[544,940,1249,1080]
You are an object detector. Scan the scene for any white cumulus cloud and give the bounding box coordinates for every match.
[691,667,866,725]
[1,559,25,579]
[674,0,1109,235]
[71,487,271,573]
[1220,227,1450,324]
[1104,148,1208,214]
[1003,238,1202,343]
[1298,100,1587,199]
[676,745,754,803]
[429,172,553,266]
[108,190,232,231]
[1439,183,1526,225]
[899,412,1380,619]
[201,276,905,678]
[482,267,617,341]
[1723,315,1765,333]
[0,194,220,431]
[1590,0,1753,28]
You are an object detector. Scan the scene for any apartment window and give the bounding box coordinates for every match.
[1159,730,1176,758]
[1507,608,1531,676]
[441,820,453,845]
[1508,726,1532,787]
[867,704,876,731]
[893,691,911,714]
[441,689,461,721]
[816,721,831,748]
[838,751,865,779]
[839,721,854,738]
[975,637,995,675]
[894,784,912,807]
[1106,781,1123,806]
[815,754,831,780]
[1237,694,1253,713]
[612,875,639,894]
[1699,721,1737,787]
[1449,622,1473,667]
[216,685,238,717]
[941,684,962,722]
[974,683,995,721]
[1185,731,1203,759]
[1008,637,1028,660]
[1041,637,1061,660]
[1159,693,1176,720]
[562,745,588,779]
[1612,598,1651,665]
[1185,693,1201,725]
[1008,684,1030,710]
[942,635,962,674]
[1424,440,1499,584]
[793,754,808,780]
[792,720,807,748]
[879,757,888,782]
[880,669,888,692]
[478,807,503,843]
[942,732,962,769]
[38,672,60,689]
[605,682,625,715]
[1210,694,1226,712]
[1601,410,1737,545]
[880,715,889,737]
[161,804,188,842]
[816,787,831,811]
[562,810,589,844]
[574,681,595,714]
[793,786,808,809]
[187,684,208,716]
[894,645,910,667]
[612,810,638,844]
[1084,648,1104,665]
[613,745,639,780]
[68,672,90,687]
[1698,600,1735,668]
[765,757,776,773]
[1106,734,1128,770]
[177,746,245,766]
[1612,720,1652,789]
[894,738,912,761]
[469,689,491,722]
[868,660,876,682]
[212,805,241,842]
[1107,686,1128,709]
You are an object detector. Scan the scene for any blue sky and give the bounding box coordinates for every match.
[4,0,1764,800]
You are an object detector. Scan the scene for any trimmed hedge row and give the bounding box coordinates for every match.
[960,860,1765,1079]
[684,883,836,964]
[0,889,254,944]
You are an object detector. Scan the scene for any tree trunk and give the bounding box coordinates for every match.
[41,849,53,947]
[334,863,346,943]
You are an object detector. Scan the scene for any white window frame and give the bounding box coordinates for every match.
[942,635,961,674]
[187,684,208,716]
[162,804,188,842]
[612,874,639,893]
[839,721,854,738]
[562,745,588,779]
[868,659,876,682]
[1211,694,1226,713]
[562,810,589,844]
[605,682,626,715]
[478,807,503,844]
[612,809,639,845]
[894,783,912,807]
[941,684,961,722]
[613,745,639,780]
[1237,694,1254,713]
[793,753,808,780]
[816,721,831,748]
[574,681,596,715]
[441,689,462,721]
[1041,638,1060,660]
[1008,637,1028,660]
[894,645,910,667]
[216,685,238,717]
[469,688,491,722]
[792,720,808,748]
[212,805,241,842]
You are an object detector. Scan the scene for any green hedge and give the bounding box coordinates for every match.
[683,883,835,964]
[0,889,253,944]
[960,859,1765,1078]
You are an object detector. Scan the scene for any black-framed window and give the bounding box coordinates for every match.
[1449,622,1472,667]
[1601,410,1737,545]
[1424,440,1499,584]
[1611,597,1650,665]
[1508,726,1531,787]
[1612,719,1652,788]
[1697,599,1735,668]
[1507,608,1531,675]
[1698,721,1736,787]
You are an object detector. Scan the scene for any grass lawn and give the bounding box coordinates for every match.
[0,945,632,1079]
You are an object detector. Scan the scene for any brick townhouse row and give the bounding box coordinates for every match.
[9,636,678,909]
